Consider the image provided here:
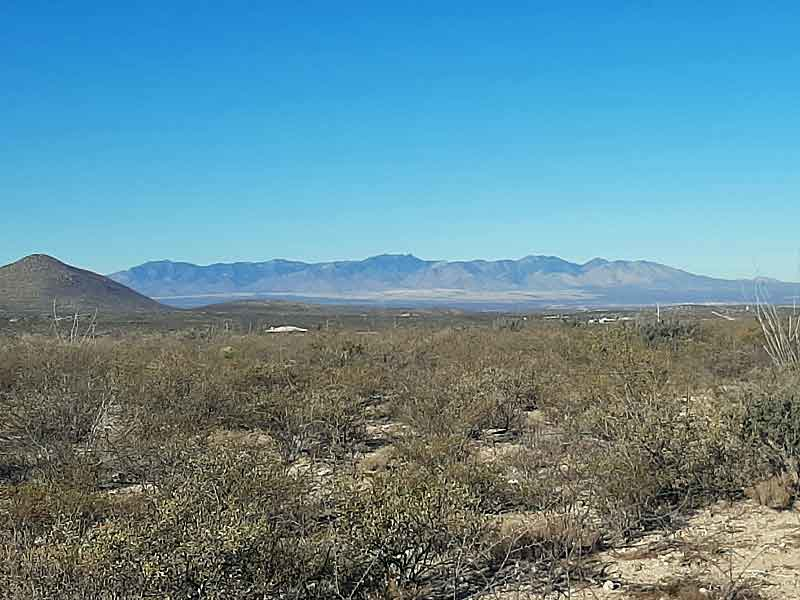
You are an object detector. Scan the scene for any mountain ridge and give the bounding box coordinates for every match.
[109,254,793,308]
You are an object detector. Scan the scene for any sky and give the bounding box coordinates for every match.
[2,2,799,280]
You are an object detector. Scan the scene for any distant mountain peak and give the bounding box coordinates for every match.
[582,257,609,269]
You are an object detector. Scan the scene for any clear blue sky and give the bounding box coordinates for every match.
[2,2,799,279]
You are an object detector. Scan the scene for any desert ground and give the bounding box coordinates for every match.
[2,305,799,599]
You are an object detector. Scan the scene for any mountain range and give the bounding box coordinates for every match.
[109,254,797,308]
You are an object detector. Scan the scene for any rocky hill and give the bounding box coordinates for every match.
[0,254,164,315]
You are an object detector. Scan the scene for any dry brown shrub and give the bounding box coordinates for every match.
[745,472,795,509]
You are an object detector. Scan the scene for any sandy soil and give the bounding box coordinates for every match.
[563,499,800,600]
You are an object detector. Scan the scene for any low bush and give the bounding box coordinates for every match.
[742,372,800,479]
[331,465,491,599]
[0,317,795,598]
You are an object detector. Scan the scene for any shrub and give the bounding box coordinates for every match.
[74,444,330,599]
[554,329,748,535]
[742,373,800,479]
[255,386,367,463]
[331,466,490,599]
[0,316,787,598]
[638,319,697,348]
[396,365,539,443]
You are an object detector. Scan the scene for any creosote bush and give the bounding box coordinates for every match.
[0,316,796,598]
[331,466,491,598]
[741,371,800,480]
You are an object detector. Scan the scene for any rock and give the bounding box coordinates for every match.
[603,580,621,592]
[220,346,235,359]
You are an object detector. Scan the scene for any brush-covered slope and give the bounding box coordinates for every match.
[0,254,164,314]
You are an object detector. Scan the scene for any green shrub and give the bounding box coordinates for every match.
[331,466,490,599]
[742,373,800,478]
[396,365,539,443]
[638,319,697,347]
[75,444,330,599]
